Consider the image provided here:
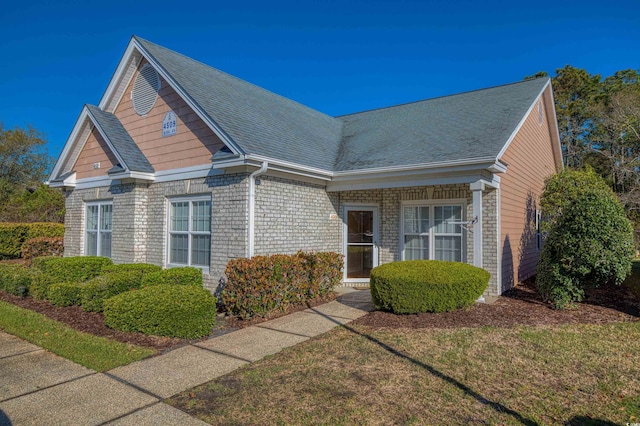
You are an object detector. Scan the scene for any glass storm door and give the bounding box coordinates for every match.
[344,207,378,281]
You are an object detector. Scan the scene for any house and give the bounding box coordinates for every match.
[48,36,563,298]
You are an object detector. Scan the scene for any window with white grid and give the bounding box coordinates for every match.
[168,196,211,268]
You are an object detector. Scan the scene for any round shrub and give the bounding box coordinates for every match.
[103,285,216,339]
[48,282,83,306]
[80,271,146,312]
[537,188,635,309]
[370,260,490,314]
[31,256,113,284]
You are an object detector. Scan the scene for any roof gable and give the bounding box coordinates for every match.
[133,37,344,172]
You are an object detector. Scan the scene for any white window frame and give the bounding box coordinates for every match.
[535,208,543,252]
[166,195,212,271]
[84,200,113,258]
[400,200,467,262]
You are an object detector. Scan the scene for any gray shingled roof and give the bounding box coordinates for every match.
[135,37,343,172]
[335,78,549,171]
[85,105,155,174]
[134,36,548,173]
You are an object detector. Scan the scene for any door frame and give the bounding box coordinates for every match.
[343,204,379,283]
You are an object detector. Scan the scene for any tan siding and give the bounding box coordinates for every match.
[73,128,118,179]
[114,60,225,172]
[500,87,561,291]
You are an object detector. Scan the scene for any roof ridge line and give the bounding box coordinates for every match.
[335,76,551,118]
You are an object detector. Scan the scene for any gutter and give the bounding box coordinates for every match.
[248,161,268,258]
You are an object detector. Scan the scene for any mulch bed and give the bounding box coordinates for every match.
[354,279,640,329]
[0,290,337,353]
[2,279,638,353]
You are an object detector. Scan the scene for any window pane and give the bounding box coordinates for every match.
[403,207,429,234]
[86,205,98,230]
[434,206,462,234]
[86,231,97,256]
[348,211,373,243]
[100,204,112,231]
[404,235,429,260]
[100,231,112,258]
[170,234,189,264]
[192,200,211,232]
[171,202,189,232]
[346,245,373,278]
[191,235,211,266]
[435,236,462,261]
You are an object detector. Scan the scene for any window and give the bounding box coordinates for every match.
[536,209,543,251]
[402,204,464,262]
[85,201,112,257]
[168,196,211,268]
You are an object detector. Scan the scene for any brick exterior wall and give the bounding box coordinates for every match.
[253,175,341,255]
[64,174,500,296]
[63,173,249,292]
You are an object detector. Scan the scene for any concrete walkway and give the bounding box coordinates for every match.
[0,288,373,425]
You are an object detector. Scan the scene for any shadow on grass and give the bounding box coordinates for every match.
[314,294,539,426]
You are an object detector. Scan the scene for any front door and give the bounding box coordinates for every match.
[344,207,379,282]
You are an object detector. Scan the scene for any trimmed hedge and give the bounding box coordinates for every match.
[81,271,146,312]
[221,251,343,320]
[102,263,162,276]
[29,256,113,301]
[0,264,32,297]
[104,285,217,339]
[31,256,113,284]
[141,267,203,287]
[21,237,64,262]
[370,260,490,314]
[0,223,64,259]
[48,283,83,307]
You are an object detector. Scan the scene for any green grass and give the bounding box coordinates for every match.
[168,321,640,425]
[0,300,156,371]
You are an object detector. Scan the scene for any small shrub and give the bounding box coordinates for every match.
[0,264,32,297]
[104,285,216,339]
[31,256,113,284]
[81,271,145,312]
[370,260,490,314]
[221,251,344,320]
[141,267,203,287]
[48,282,83,307]
[21,237,64,262]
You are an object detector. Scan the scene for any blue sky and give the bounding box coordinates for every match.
[1,0,639,159]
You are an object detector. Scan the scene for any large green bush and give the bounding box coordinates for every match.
[141,266,203,287]
[370,260,490,314]
[81,271,147,312]
[104,285,217,339]
[537,181,635,309]
[0,264,32,296]
[221,251,343,320]
[0,223,64,259]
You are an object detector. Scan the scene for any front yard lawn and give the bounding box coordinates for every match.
[0,300,155,371]
[168,321,640,425]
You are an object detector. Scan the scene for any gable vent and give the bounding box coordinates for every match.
[132,63,160,116]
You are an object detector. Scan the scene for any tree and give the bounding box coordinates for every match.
[551,66,602,169]
[536,169,634,309]
[0,124,50,201]
[0,124,64,223]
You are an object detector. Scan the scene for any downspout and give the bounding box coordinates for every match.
[248,162,268,258]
